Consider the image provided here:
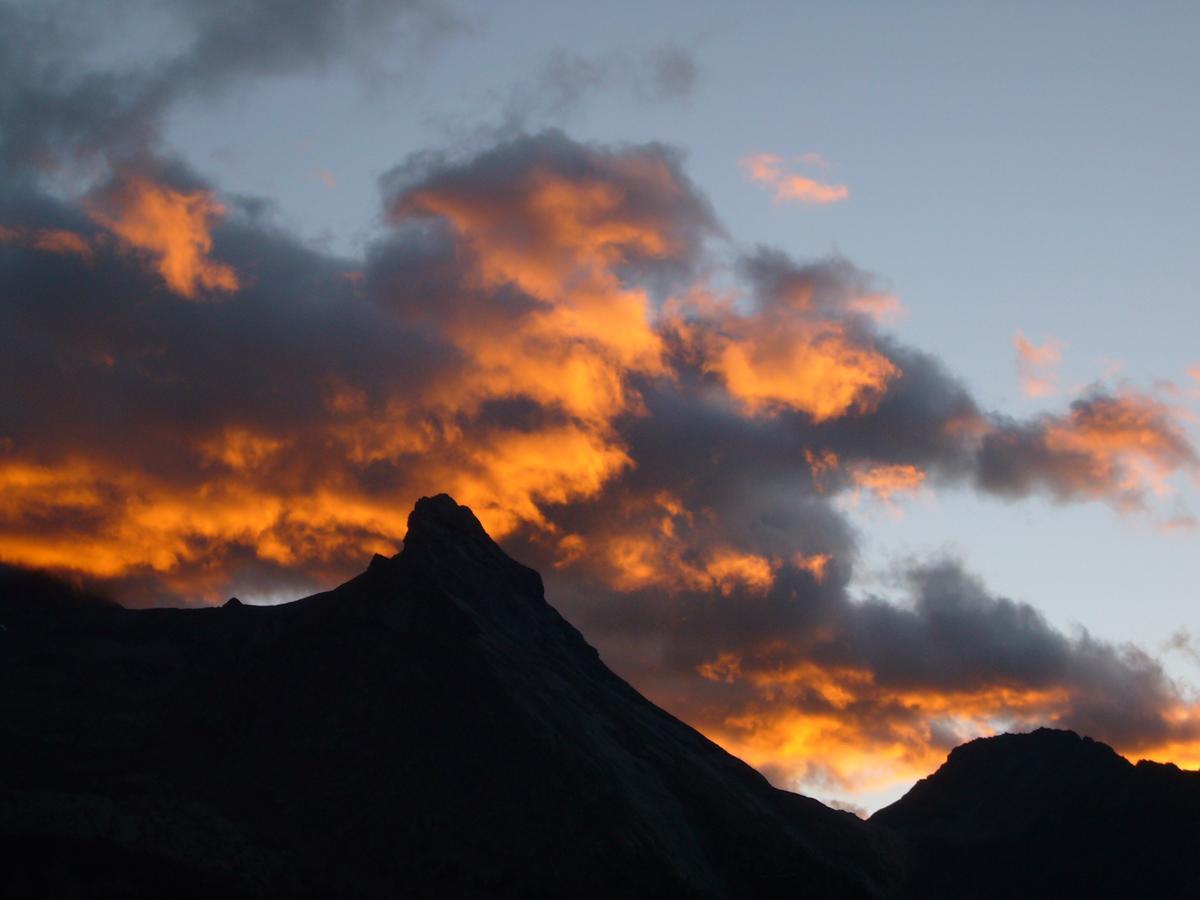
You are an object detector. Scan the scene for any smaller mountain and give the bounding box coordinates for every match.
[872,727,1200,898]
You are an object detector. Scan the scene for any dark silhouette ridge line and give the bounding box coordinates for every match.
[3,494,1198,898]
[0,494,896,899]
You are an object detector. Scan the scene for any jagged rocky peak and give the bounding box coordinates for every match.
[402,493,496,554]
[397,494,545,603]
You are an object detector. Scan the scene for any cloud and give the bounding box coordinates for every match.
[847,462,926,506]
[975,389,1198,510]
[3,127,1200,800]
[741,153,849,206]
[1014,330,1064,397]
[87,173,238,297]
[0,0,460,171]
[496,45,701,134]
[0,223,93,260]
[571,556,1200,794]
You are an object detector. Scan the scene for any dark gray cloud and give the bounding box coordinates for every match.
[0,0,459,170]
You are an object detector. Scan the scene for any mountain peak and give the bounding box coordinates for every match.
[403,494,493,551]
[394,494,548,628]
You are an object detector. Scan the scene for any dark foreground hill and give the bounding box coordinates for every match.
[872,727,1200,898]
[0,495,897,899]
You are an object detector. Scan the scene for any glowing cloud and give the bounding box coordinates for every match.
[849,463,927,505]
[741,152,849,205]
[0,225,93,259]
[89,177,238,298]
[1042,391,1196,503]
[978,389,1199,509]
[705,319,898,420]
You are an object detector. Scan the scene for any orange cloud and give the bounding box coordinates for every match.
[1014,330,1064,397]
[793,552,832,583]
[686,640,1200,799]
[395,163,671,428]
[741,153,849,206]
[849,462,926,504]
[704,695,1200,800]
[678,291,899,421]
[691,653,1081,793]
[0,224,93,259]
[568,493,795,597]
[0,457,407,590]
[1042,390,1196,504]
[89,177,238,298]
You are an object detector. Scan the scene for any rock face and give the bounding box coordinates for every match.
[0,495,897,899]
[872,727,1200,899]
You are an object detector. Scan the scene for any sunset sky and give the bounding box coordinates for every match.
[3,0,1200,812]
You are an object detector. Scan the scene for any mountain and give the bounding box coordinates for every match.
[0,495,898,899]
[872,727,1200,898]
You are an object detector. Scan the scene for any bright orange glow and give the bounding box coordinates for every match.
[1126,735,1200,771]
[395,163,669,428]
[704,548,776,596]
[0,458,409,587]
[1014,330,1063,397]
[703,315,898,420]
[741,153,849,205]
[691,653,1079,792]
[89,177,238,298]
[448,425,634,537]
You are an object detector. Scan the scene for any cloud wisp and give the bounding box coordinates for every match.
[741,152,850,205]
[1014,330,1064,397]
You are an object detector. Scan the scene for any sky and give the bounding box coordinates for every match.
[2,0,1199,813]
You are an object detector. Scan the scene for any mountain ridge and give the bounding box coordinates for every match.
[873,726,1200,897]
[4,495,1200,897]
[0,494,898,898]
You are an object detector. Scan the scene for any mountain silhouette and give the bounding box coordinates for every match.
[0,495,897,898]
[5,496,1199,898]
[872,727,1200,898]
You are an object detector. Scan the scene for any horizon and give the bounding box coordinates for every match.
[3,0,1199,815]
